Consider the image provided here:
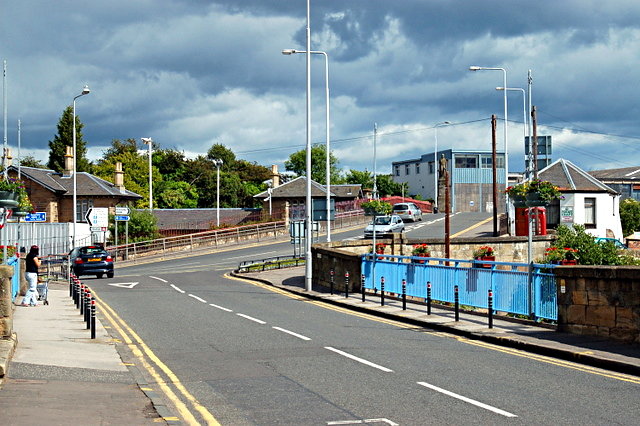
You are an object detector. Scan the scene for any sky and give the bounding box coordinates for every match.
[2,1,640,177]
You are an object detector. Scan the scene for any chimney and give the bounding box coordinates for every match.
[3,148,12,169]
[271,164,280,188]
[63,146,74,177]
[114,162,125,192]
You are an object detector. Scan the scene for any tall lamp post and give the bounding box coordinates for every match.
[469,66,509,215]
[72,85,90,249]
[141,138,153,211]
[433,121,451,212]
[212,159,223,227]
[282,48,332,242]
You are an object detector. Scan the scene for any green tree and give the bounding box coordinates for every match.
[153,148,188,181]
[47,106,92,173]
[156,181,199,209]
[207,143,236,171]
[375,174,404,197]
[619,198,640,237]
[19,155,46,169]
[552,224,621,265]
[284,144,340,184]
[344,169,373,188]
[111,209,159,243]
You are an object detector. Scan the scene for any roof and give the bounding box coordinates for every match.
[254,176,332,199]
[588,166,640,181]
[151,208,260,230]
[537,159,616,194]
[9,165,142,199]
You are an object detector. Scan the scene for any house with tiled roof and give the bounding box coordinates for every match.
[588,166,640,202]
[7,156,142,223]
[535,159,622,239]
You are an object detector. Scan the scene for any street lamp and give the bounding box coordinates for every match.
[496,86,528,176]
[469,66,509,214]
[282,48,332,242]
[72,85,90,249]
[433,121,451,212]
[141,138,153,211]
[212,159,223,227]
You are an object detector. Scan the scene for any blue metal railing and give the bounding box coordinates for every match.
[361,254,557,321]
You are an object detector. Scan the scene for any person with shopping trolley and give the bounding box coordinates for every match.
[21,245,41,307]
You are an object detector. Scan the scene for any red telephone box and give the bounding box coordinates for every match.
[515,207,547,236]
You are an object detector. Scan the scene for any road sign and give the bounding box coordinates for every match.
[90,226,107,232]
[115,215,130,221]
[115,206,130,215]
[85,207,108,227]
[24,212,46,222]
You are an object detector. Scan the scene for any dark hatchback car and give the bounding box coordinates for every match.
[70,246,114,278]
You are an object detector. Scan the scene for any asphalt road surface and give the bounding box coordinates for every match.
[85,221,639,425]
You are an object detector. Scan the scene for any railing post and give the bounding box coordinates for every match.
[344,271,349,298]
[380,276,385,306]
[454,285,459,321]
[361,274,366,302]
[426,281,432,315]
[488,289,494,329]
[330,269,334,295]
[402,279,407,310]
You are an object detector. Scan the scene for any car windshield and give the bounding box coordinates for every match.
[79,247,105,255]
[393,205,407,211]
[373,217,392,225]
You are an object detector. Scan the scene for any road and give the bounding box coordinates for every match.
[86,215,639,425]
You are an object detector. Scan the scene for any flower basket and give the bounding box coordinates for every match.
[512,195,527,208]
[375,242,386,260]
[361,200,392,216]
[560,259,577,265]
[525,192,548,207]
[0,190,19,208]
[506,179,562,206]
[544,247,579,265]
[411,244,430,263]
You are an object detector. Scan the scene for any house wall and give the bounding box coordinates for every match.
[560,193,623,240]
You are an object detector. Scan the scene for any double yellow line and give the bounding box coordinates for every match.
[92,290,220,425]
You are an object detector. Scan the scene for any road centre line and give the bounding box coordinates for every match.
[324,347,393,373]
[188,294,207,303]
[272,326,311,341]
[236,313,267,324]
[170,284,185,294]
[149,276,167,282]
[417,381,517,418]
[209,303,233,312]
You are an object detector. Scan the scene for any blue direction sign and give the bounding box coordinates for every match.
[24,212,46,222]
[115,215,130,221]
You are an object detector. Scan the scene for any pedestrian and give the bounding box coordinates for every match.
[21,245,41,307]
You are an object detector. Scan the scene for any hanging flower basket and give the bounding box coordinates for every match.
[525,192,548,207]
[0,191,19,208]
[362,200,393,216]
[506,179,562,207]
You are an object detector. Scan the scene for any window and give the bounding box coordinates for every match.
[405,164,410,175]
[584,197,596,228]
[455,155,478,169]
[395,166,400,177]
[429,162,434,174]
[77,199,94,222]
[415,163,420,174]
[480,154,505,169]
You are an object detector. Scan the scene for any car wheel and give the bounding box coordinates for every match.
[107,272,114,278]
[97,273,104,279]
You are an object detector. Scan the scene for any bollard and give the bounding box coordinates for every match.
[330,269,335,295]
[402,279,407,310]
[69,274,74,297]
[78,284,84,310]
[90,298,96,339]
[75,280,81,307]
[454,285,459,321]
[488,289,493,329]
[85,290,91,329]
[344,271,350,298]
[380,277,385,306]
[361,274,366,303]
[426,281,432,315]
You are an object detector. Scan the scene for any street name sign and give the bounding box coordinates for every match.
[85,207,108,227]
[115,215,130,221]
[115,206,130,215]
[24,212,47,222]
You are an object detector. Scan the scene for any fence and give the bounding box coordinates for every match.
[361,255,557,321]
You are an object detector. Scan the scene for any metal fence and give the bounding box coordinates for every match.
[361,255,558,321]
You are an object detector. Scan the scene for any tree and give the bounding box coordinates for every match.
[375,174,404,197]
[207,143,236,171]
[619,198,640,237]
[344,169,373,188]
[18,155,46,169]
[111,209,159,243]
[156,181,199,209]
[284,144,341,184]
[47,106,92,173]
[153,148,188,181]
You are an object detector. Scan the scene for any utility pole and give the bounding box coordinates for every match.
[491,115,498,237]
[444,168,451,264]
[531,105,538,179]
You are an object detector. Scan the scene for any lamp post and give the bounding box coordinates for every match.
[72,85,90,249]
[433,121,451,212]
[469,66,509,213]
[282,48,332,242]
[141,138,153,211]
[212,159,223,227]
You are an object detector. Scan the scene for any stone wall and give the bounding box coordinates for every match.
[555,266,640,343]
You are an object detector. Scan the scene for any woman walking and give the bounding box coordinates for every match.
[21,245,41,307]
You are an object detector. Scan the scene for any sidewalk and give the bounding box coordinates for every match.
[237,266,640,376]
[0,281,165,425]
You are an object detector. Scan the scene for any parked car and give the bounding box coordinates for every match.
[595,237,628,250]
[392,202,422,222]
[69,245,114,278]
[364,215,405,238]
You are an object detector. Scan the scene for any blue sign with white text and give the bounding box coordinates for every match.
[24,212,46,222]
[115,215,130,221]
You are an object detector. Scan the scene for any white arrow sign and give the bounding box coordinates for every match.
[108,282,139,289]
[85,207,109,227]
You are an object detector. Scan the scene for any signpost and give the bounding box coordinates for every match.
[24,212,46,222]
[85,208,108,227]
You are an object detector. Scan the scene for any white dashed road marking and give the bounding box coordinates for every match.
[417,381,517,418]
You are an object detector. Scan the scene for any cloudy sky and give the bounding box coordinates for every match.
[2,1,640,176]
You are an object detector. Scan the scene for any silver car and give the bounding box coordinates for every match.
[392,202,422,222]
[364,215,405,238]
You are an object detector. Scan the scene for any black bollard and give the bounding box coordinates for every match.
[69,274,74,297]
[78,284,84,310]
[330,269,335,295]
[90,298,96,339]
[454,285,459,321]
[361,274,366,302]
[380,277,385,306]
[402,279,407,310]
[85,291,91,329]
[426,281,432,315]
[488,289,494,329]
[344,271,350,298]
